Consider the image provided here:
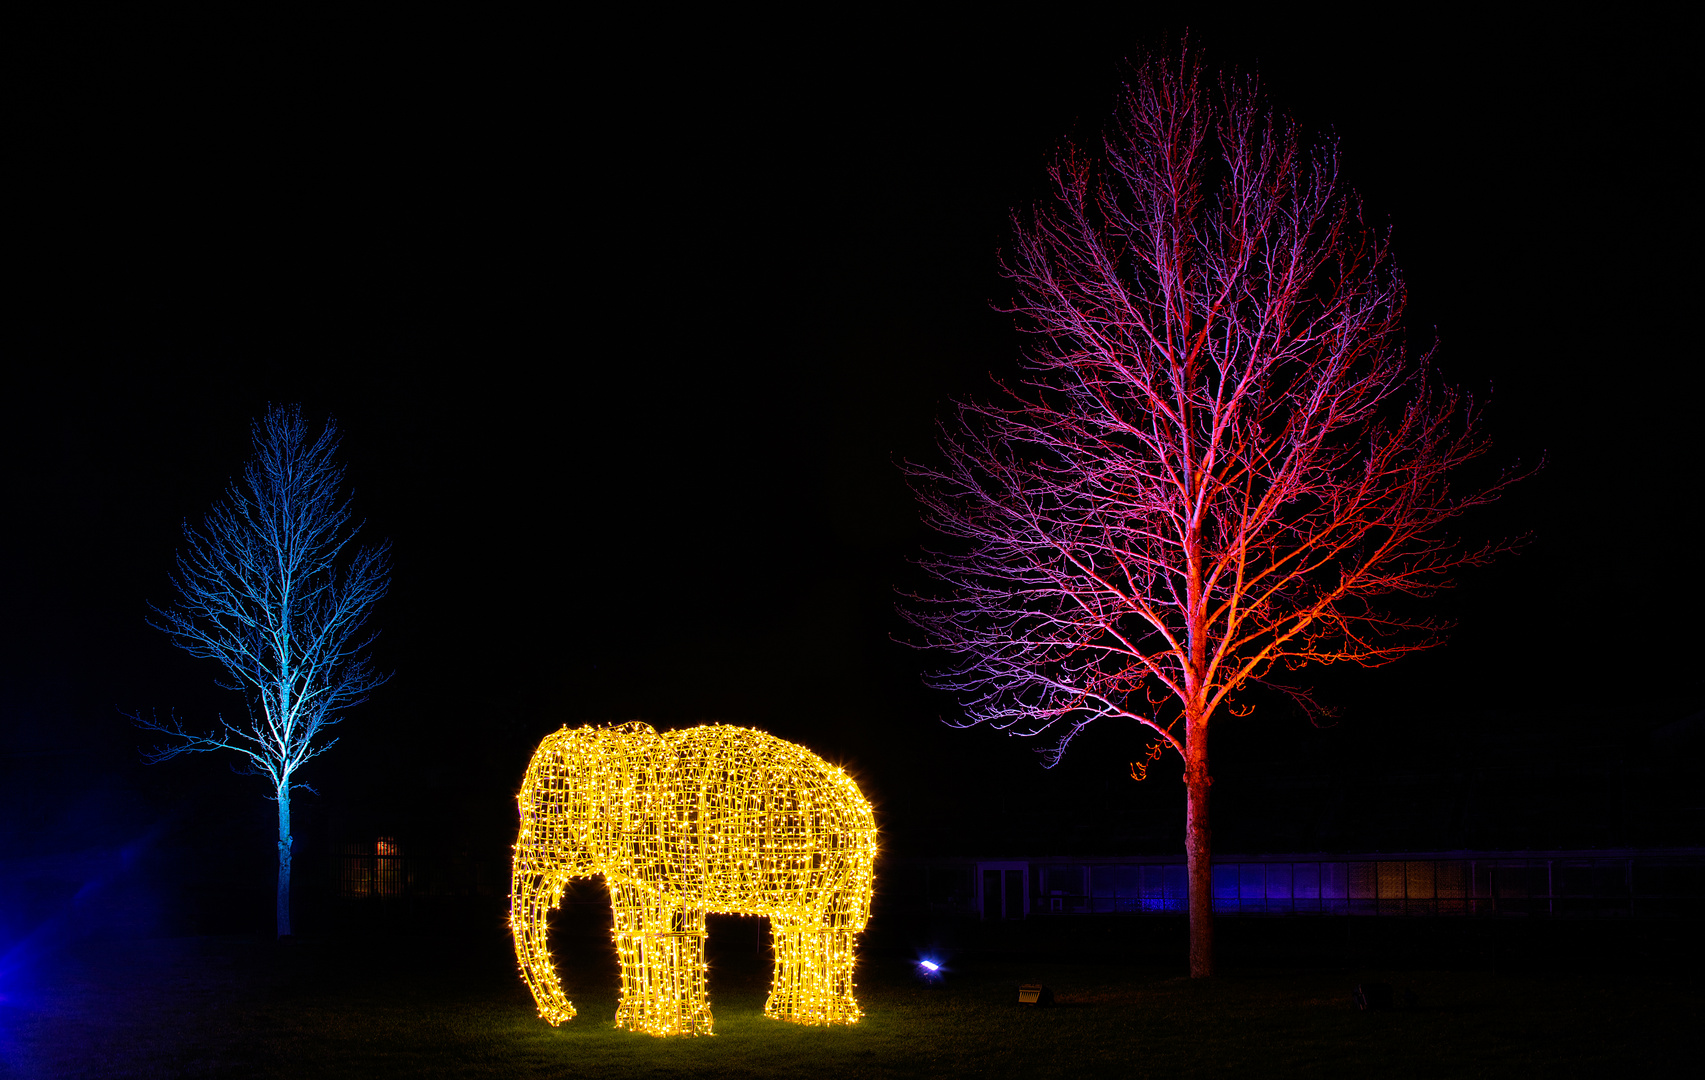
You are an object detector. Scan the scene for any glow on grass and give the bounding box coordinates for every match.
[510,722,877,1037]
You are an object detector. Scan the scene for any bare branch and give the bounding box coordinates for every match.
[134,403,391,796]
[901,49,1527,767]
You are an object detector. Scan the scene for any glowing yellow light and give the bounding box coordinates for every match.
[510,722,877,1036]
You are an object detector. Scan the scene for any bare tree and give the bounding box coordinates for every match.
[904,50,1523,977]
[135,404,390,938]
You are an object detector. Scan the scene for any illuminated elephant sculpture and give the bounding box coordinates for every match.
[510,722,877,1036]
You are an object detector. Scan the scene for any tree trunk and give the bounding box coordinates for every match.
[276,787,293,938]
[1185,745,1213,978]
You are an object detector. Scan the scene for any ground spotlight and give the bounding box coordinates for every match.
[915,957,945,982]
[1018,983,1054,1006]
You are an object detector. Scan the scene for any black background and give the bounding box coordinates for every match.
[3,10,1699,935]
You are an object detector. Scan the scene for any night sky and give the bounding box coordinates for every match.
[4,12,1699,931]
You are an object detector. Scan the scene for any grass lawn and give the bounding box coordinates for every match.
[3,930,1697,1078]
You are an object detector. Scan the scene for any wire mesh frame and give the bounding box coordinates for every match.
[510,723,878,1036]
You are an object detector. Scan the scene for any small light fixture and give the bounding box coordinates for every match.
[918,960,940,973]
[1018,983,1054,1006]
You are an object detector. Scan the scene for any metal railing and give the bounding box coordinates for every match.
[337,839,407,899]
[898,850,1705,919]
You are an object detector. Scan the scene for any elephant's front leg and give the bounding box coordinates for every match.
[766,925,862,1025]
[610,884,713,1036]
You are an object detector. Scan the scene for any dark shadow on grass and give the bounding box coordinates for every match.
[5,935,1701,1078]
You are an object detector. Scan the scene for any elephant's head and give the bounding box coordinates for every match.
[516,721,663,878]
[510,721,665,1023]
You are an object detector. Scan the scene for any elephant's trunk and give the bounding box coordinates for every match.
[512,723,593,1025]
[511,856,577,1025]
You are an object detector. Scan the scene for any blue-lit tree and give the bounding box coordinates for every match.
[135,404,390,938]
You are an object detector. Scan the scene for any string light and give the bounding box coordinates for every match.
[510,722,877,1037]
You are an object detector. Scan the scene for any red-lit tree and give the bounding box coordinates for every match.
[904,51,1521,977]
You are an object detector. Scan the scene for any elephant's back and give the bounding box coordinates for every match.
[659,725,876,914]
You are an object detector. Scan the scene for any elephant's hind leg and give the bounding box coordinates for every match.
[766,926,862,1025]
[611,885,713,1036]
